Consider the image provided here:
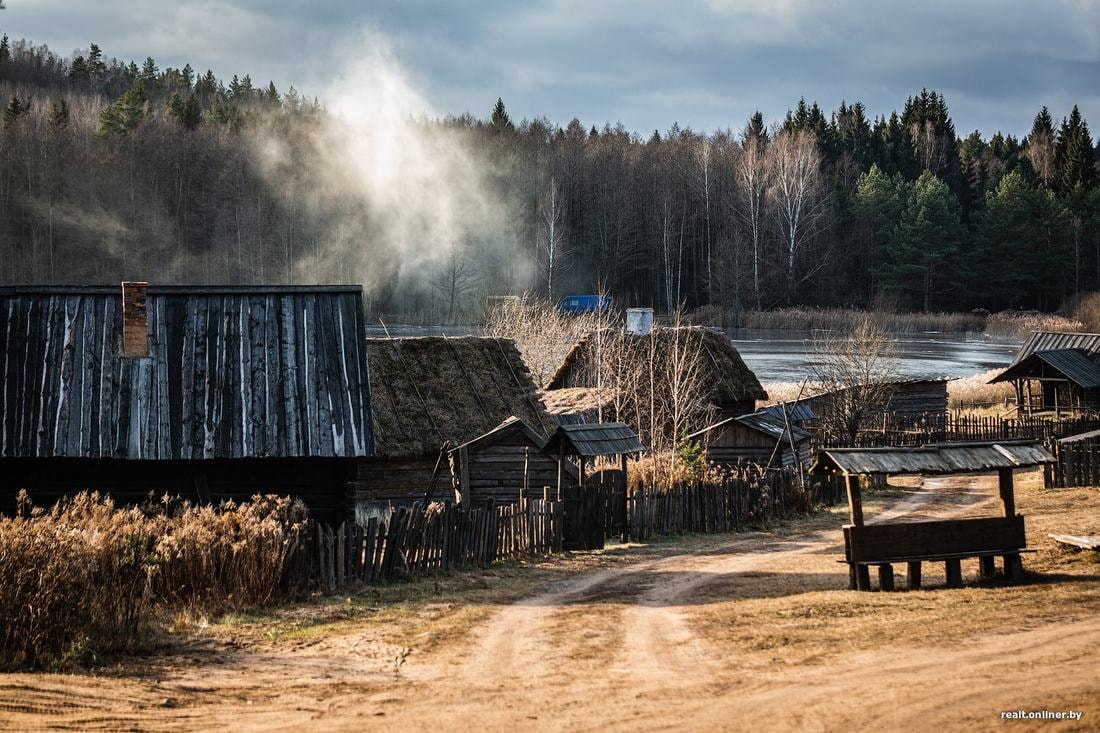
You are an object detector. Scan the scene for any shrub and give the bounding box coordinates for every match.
[0,492,308,669]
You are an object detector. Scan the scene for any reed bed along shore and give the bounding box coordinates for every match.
[0,493,307,670]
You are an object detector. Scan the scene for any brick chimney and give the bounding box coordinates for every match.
[121,281,149,357]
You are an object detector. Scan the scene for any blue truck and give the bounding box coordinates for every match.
[558,294,613,314]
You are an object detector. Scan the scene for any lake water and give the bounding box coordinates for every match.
[727,329,1020,383]
[364,325,1021,383]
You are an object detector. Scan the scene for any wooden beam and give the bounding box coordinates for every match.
[979,555,996,578]
[845,474,864,527]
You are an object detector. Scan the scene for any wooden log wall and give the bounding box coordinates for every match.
[0,288,372,460]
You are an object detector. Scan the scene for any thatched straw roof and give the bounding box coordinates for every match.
[366,336,555,458]
[545,327,768,406]
[538,387,615,424]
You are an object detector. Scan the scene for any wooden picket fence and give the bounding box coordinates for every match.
[294,467,844,591]
[627,471,845,540]
[823,414,1100,448]
[1045,440,1100,489]
[296,494,562,592]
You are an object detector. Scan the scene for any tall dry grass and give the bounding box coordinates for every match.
[984,311,1085,338]
[742,307,986,333]
[948,369,1017,412]
[0,492,307,669]
[1066,292,1100,332]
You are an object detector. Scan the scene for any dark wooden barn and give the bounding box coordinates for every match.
[688,412,811,469]
[351,336,558,511]
[449,417,576,505]
[989,331,1100,414]
[544,327,767,418]
[0,284,374,521]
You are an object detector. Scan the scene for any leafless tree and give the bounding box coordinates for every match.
[538,174,569,300]
[1024,130,1056,187]
[810,318,901,444]
[736,132,767,309]
[431,248,480,322]
[769,128,828,300]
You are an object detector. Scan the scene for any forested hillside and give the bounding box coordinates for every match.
[1,34,1098,320]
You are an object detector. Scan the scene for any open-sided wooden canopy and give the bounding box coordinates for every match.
[810,441,1054,477]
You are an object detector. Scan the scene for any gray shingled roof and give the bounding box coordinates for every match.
[1009,331,1100,366]
[687,412,810,444]
[810,441,1054,476]
[541,422,644,457]
[990,348,1100,389]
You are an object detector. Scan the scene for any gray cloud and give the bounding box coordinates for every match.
[2,0,1098,136]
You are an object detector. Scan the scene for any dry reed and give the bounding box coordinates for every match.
[0,492,307,669]
[984,311,1085,337]
[742,307,986,333]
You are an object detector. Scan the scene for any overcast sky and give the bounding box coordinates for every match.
[4,0,1099,138]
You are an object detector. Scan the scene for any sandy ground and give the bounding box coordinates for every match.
[3,474,1099,732]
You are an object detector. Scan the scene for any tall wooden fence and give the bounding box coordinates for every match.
[295,466,844,591]
[822,414,1100,448]
[294,494,561,592]
[627,471,845,541]
[1046,440,1100,489]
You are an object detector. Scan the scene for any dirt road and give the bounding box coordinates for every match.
[3,477,1098,731]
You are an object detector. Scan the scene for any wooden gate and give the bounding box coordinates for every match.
[563,484,606,551]
[586,468,628,542]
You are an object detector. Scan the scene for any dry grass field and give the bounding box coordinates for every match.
[2,472,1098,731]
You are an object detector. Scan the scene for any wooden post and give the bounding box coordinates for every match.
[1003,553,1024,580]
[579,456,586,485]
[979,556,996,578]
[877,564,894,592]
[906,561,922,590]
[556,444,564,496]
[945,559,963,588]
[997,468,1016,517]
[620,453,630,542]
[845,474,864,527]
[523,447,530,498]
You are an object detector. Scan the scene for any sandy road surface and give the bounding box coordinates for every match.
[3,477,1098,732]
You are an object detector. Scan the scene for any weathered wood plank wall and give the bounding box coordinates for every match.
[0,287,373,460]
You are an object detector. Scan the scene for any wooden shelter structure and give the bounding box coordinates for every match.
[449,417,576,505]
[811,440,1055,591]
[353,336,556,510]
[0,284,374,521]
[687,411,811,468]
[990,333,1100,414]
[544,327,767,418]
[541,422,644,491]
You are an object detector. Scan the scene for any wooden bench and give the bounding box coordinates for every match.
[843,516,1030,591]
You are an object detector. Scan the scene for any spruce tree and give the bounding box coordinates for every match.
[880,171,965,310]
[48,98,69,130]
[1056,106,1095,194]
[490,97,513,130]
[2,95,27,128]
[0,35,10,65]
[98,85,148,135]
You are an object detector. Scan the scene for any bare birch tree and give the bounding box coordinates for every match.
[538,174,569,300]
[769,128,828,300]
[736,131,768,309]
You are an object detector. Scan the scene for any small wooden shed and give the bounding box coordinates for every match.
[449,417,576,505]
[541,422,645,490]
[688,412,811,469]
